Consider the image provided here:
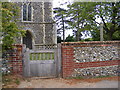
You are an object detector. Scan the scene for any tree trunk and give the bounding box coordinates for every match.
[108,32,113,40]
[76,30,79,41]
[107,28,114,41]
[62,15,65,42]
[76,11,80,41]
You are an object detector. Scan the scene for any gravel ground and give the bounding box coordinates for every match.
[17,77,119,88]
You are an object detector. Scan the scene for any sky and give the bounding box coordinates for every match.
[52,0,72,8]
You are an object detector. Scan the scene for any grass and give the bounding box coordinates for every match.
[66,75,114,80]
[15,79,20,85]
[2,74,24,88]
[95,75,112,78]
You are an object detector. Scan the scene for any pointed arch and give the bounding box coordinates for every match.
[23,30,33,49]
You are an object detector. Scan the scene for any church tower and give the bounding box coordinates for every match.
[16,2,57,49]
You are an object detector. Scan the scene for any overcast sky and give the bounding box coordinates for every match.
[53,0,72,8]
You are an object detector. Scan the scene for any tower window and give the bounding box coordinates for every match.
[22,3,32,21]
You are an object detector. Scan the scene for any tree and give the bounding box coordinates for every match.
[94,2,120,40]
[53,7,68,42]
[57,36,62,43]
[66,2,120,41]
[66,2,98,41]
[67,2,86,41]
[2,2,25,50]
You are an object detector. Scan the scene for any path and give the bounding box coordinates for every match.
[17,77,119,88]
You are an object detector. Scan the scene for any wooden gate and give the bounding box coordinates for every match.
[23,44,61,78]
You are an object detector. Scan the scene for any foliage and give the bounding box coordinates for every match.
[81,38,93,41]
[90,29,100,41]
[2,2,25,50]
[15,78,20,85]
[1,2,25,76]
[95,75,112,78]
[66,2,90,41]
[112,31,120,40]
[2,74,24,88]
[53,7,68,42]
[65,34,75,42]
[66,2,120,41]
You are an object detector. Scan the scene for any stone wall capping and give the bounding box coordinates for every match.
[61,41,120,46]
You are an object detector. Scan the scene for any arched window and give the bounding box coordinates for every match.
[22,3,32,21]
[28,4,32,21]
[23,4,27,21]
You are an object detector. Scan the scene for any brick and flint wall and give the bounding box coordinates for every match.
[6,45,23,75]
[61,41,120,78]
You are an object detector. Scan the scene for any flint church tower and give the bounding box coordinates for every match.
[16,1,57,49]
